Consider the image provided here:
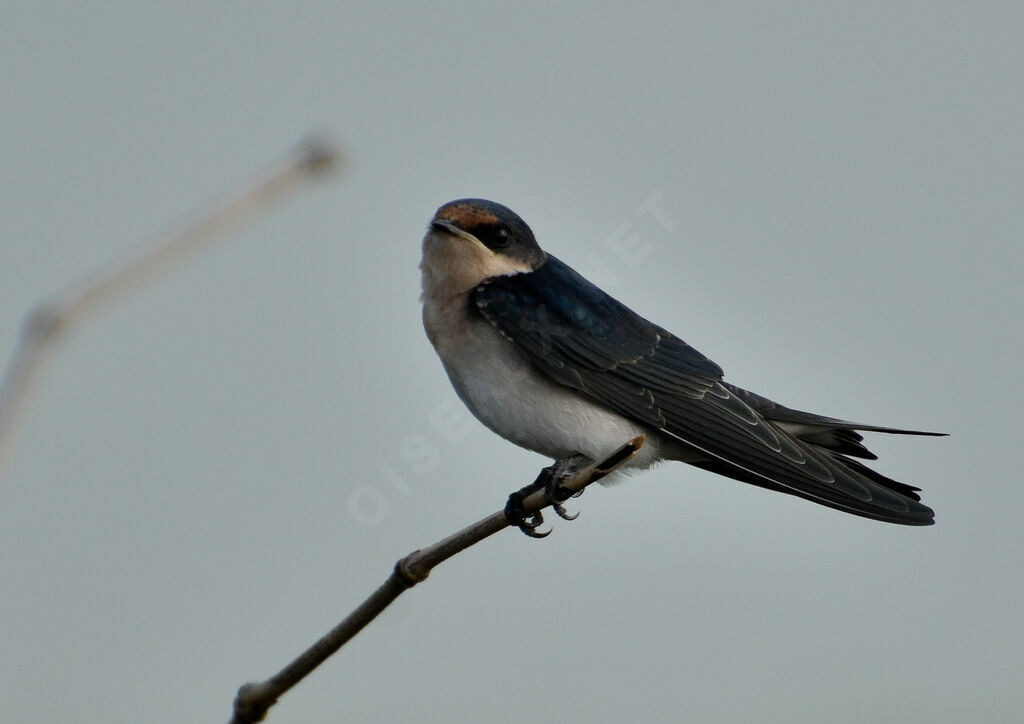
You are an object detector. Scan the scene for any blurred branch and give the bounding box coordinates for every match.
[0,136,340,474]
[228,436,645,724]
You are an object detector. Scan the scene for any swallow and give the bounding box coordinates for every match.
[420,198,942,535]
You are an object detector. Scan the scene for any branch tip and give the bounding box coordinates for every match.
[295,136,341,176]
[596,435,645,472]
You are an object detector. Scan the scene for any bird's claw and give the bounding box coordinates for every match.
[504,490,551,537]
[504,459,582,537]
[552,500,578,521]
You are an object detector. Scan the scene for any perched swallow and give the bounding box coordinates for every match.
[420,198,942,534]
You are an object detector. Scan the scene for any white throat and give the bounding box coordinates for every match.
[419,230,534,301]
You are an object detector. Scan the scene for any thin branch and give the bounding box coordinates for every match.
[229,435,645,724]
[0,137,340,474]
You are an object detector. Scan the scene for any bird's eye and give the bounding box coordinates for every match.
[492,225,511,248]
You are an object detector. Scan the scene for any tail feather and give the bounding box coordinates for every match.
[707,381,942,523]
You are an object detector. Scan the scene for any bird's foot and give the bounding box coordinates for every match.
[504,457,583,538]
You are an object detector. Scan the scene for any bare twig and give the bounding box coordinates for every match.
[0,136,340,474]
[229,435,645,724]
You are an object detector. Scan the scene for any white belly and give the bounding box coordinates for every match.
[424,299,664,470]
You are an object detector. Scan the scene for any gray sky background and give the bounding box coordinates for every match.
[1,3,1021,723]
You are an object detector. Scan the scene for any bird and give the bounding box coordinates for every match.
[420,198,942,535]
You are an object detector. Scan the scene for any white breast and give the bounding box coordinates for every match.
[422,292,664,471]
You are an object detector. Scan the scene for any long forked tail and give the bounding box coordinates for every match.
[710,382,943,524]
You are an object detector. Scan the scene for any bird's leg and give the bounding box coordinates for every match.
[546,456,583,521]
[504,455,586,538]
[504,471,551,538]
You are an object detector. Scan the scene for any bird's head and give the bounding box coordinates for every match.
[421,198,546,298]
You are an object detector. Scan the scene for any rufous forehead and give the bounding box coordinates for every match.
[434,202,499,228]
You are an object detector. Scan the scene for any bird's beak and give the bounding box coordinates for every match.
[430,218,462,235]
[430,218,487,249]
